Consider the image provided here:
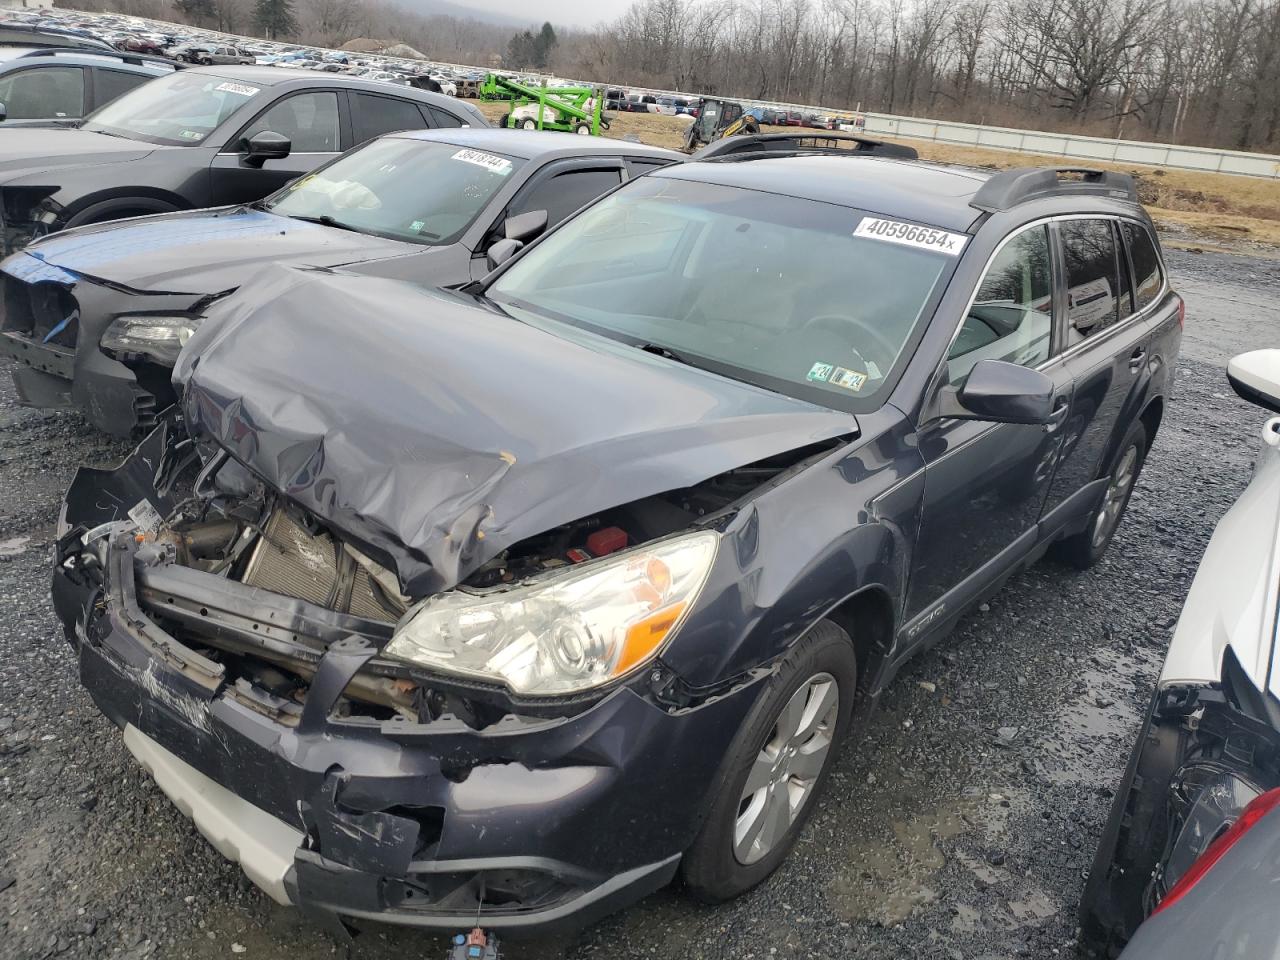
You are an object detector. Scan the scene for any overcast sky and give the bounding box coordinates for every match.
[463,0,633,26]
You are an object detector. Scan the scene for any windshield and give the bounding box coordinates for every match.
[486,175,963,410]
[264,138,524,245]
[82,71,260,146]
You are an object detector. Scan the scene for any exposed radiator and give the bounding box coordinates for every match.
[241,509,404,622]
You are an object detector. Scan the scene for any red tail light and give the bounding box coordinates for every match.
[1154,786,1280,915]
[1177,296,1185,329]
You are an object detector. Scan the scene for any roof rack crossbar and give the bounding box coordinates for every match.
[970,166,1138,212]
[692,132,918,162]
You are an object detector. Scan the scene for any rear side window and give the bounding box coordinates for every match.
[0,66,84,119]
[628,157,671,176]
[509,167,623,231]
[1123,221,1164,311]
[428,105,465,128]
[95,69,150,106]
[948,224,1053,385]
[352,92,426,144]
[1060,218,1123,344]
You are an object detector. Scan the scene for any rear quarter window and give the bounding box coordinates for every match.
[1123,221,1165,311]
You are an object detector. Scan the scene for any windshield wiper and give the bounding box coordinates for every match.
[636,341,699,366]
[286,214,360,234]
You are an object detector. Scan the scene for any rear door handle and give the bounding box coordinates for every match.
[1128,347,1148,372]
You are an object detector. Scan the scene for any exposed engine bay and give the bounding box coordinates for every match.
[62,424,840,733]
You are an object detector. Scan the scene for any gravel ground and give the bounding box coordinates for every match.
[0,247,1276,960]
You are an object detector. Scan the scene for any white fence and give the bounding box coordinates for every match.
[857,113,1280,179]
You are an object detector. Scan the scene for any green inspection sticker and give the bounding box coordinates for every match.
[807,362,834,382]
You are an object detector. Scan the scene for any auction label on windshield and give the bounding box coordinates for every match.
[854,217,968,255]
[452,148,513,174]
[215,81,260,97]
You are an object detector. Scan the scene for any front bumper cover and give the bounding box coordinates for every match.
[52,482,761,932]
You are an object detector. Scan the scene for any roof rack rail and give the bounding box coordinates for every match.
[970,166,1138,212]
[24,48,178,69]
[692,132,918,162]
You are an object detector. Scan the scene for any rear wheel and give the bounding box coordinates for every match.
[1053,420,1146,569]
[520,118,537,130]
[682,620,856,902]
[574,122,591,135]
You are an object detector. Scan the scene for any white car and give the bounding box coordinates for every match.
[429,75,457,96]
[1080,349,1280,956]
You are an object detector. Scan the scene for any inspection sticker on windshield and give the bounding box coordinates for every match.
[215,81,260,97]
[807,362,834,383]
[452,149,513,174]
[854,217,968,256]
[829,366,868,391]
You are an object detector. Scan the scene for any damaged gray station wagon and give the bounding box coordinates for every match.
[52,149,1183,932]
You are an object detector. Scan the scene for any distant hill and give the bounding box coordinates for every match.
[386,0,534,27]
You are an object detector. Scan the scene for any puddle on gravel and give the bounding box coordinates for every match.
[826,800,980,926]
[1034,646,1146,786]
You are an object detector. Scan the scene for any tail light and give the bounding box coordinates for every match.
[1177,296,1185,330]
[1154,786,1280,915]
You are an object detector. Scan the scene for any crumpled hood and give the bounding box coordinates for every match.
[23,206,416,294]
[177,265,858,596]
[0,128,155,179]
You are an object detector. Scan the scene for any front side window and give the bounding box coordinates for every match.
[1123,221,1164,311]
[0,66,84,119]
[83,70,259,145]
[948,224,1053,385]
[507,167,623,232]
[486,175,961,411]
[1061,218,1123,344]
[240,91,339,153]
[264,137,524,244]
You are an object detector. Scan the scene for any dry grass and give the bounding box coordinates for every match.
[470,100,1280,248]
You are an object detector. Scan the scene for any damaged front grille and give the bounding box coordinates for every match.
[241,509,406,622]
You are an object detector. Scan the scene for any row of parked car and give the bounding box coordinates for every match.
[0,23,1275,957]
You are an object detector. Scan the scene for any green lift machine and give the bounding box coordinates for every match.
[478,73,608,136]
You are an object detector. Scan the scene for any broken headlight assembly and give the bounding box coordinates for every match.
[384,531,718,695]
[1,186,59,254]
[101,314,203,366]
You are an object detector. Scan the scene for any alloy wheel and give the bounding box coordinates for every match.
[1092,445,1139,548]
[734,672,839,865]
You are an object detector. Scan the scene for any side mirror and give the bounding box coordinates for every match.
[0,102,7,123]
[241,130,291,167]
[504,208,548,243]
[1227,349,1280,413]
[486,237,523,270]
[941,359,1056,424]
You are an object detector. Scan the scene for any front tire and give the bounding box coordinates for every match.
[1053,420,1147,569]
[682,620,856,902]
[520,118,537,130]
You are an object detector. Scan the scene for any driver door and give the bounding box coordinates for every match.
[207,89,345,207]
[903,222,1074,640]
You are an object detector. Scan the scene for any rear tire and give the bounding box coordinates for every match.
[520,118,537,130]
[681,620,856,902]
[574,122,591,135]
[1053,420,1146,569]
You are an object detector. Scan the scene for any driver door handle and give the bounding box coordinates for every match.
[1044,397,1071,433]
